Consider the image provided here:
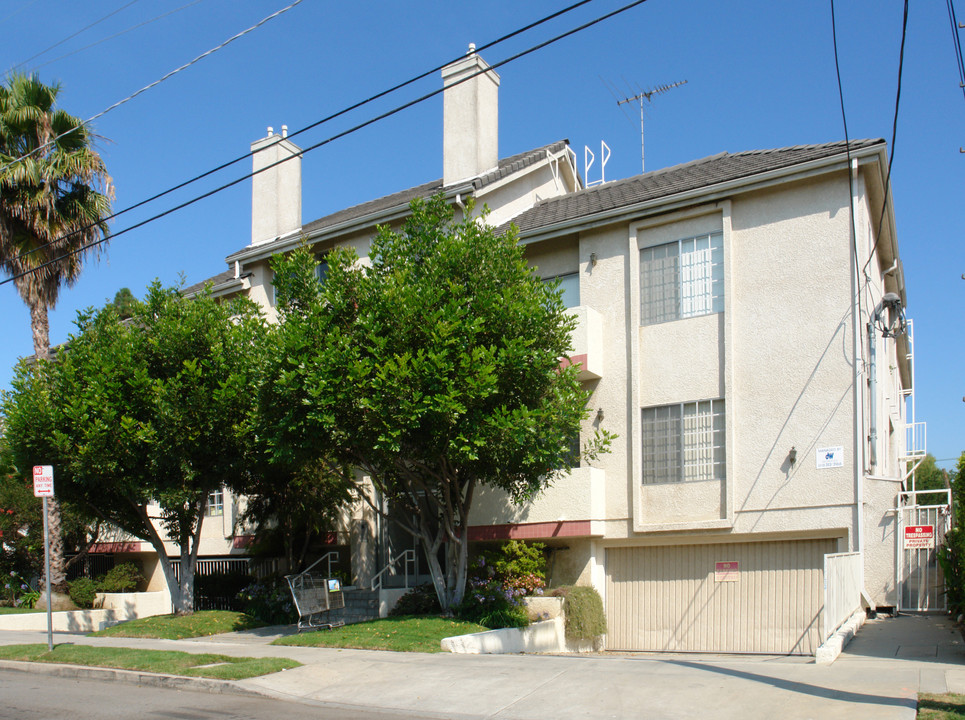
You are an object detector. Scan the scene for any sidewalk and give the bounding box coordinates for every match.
[1,613,963,719]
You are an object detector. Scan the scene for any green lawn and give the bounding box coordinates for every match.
[90,610,265,639]
[0,607,42,615]
[920,694,965,719]
[0,644,298,680]
[272,615,486,653]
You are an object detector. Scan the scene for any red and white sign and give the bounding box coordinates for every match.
[715,561,739,582]
[32,465,54,498]
[904,525,935,550]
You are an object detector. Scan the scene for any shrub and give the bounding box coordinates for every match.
[455,542,547,629]
[2,570,35,608]
[549,585,607,641]
[96,562,144,593]
[237,574,297,625]
[68,577,98,609]
[389,583,442,617]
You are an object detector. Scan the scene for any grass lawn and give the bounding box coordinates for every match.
[272,615,486,653]
[89,610,265,640]
[0,643,298,680]
[0,607,42,615]
[920,694,965,719]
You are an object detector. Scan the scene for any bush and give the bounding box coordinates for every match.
[96,562,144,593]
[68,577,98,609]
[549,585,607,641]
[389,583,442,617]
[455,542,547,629]
[237,574,297,625]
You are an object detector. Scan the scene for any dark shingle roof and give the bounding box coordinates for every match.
[182,269,235,296]
[229,140,570,259]
[509,139,884,235]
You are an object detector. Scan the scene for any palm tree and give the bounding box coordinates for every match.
[0,73,113,596]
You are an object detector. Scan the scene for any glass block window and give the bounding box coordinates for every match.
[640,232,723,324]
[641,400,725,484]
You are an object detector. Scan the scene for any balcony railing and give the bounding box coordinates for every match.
[902,421,927,461]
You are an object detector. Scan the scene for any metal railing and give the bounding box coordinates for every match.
[372,549,416,591]
[903,421,927,460]
[823,552,862,643]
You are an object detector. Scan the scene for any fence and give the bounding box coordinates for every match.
[169,557,284,611]
[823,551,862,643]
[65,554,116,582]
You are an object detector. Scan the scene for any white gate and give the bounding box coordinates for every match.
[898,491,951,612]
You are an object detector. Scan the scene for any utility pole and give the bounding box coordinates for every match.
[617,80,687,173]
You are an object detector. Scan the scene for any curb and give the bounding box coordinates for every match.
[815,609,867,665]
[0,659,266,698]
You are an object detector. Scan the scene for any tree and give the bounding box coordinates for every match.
[0,73,113,594]
[258,196,611,610]
[909,454,951,506]
[2,282,267,614]
[109,287,137,319]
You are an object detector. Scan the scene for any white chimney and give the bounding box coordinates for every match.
[442,45,499,187]
[251,128,302,246]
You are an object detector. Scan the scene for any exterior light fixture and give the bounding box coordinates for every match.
[590,252,598,267]
[596,408,605,422]
[788,447,797,467]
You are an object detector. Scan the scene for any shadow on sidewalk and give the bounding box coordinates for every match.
[840,613,965,664]
[665,659,917,711]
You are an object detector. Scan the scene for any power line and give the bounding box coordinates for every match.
[0,0,652,288]
[0,0,42,28]
[33,0,208,72]
[9,0,144,72]
[0,0,305,176]
[947,0,965,102]
[2,0,599,269]
[865,0,909,279]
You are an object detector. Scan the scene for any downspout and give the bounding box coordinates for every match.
[868,319,877,469]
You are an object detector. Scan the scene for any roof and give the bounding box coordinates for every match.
[182,269,235,296]
[228,140,571,260]
[508,139,885,236]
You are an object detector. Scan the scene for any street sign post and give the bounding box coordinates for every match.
[33,465,54,652]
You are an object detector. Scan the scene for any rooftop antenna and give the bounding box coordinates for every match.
[616,79,687,173]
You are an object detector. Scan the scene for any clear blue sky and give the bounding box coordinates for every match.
[1,0,962,468]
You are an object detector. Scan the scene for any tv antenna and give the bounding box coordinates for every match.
[616,79,688,173]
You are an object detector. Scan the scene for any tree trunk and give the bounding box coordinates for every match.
[31,302,68,593]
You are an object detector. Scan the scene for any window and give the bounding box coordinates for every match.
[206,489,224,517]
[640,232,723,324]
[543,272,580,308]
[641,400,725,484]
[270,257,328,307]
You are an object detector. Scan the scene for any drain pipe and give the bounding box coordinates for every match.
[868,319,878,470]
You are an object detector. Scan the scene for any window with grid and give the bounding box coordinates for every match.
[205,489,224,517]
[640,232,723,324]
[641,400,725,484]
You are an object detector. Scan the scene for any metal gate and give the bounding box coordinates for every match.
[897,491,950,612]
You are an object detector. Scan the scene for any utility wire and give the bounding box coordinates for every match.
[0,0,42,28]
[0,0,305,176]
[2,0,598,267]
[9,0,143,72]
[0,0,651,288]
[864,0,909,279]
[33,0,207,72]
[947,0,965,102]
[830,0,862,331]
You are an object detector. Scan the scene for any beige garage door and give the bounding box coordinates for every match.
[605,539,836,654]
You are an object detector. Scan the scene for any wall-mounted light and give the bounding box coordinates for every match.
[596,408,605,422]
[590,252,598,267]
[788,446,797,467]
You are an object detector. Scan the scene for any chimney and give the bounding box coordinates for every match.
[251,127,302,246]
[442,44,500,186]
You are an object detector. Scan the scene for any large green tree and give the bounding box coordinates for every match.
[258,196,611,610]
[2,283,267,614]
[0,73,113,594]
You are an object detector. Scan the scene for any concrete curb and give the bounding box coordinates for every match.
[0,659,265,698]
[815,609,867,664]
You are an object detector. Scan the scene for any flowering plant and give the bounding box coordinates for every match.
[237,574,298,625]
[455,542,547,628]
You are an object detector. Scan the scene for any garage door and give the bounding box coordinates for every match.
[605,539,836,654]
